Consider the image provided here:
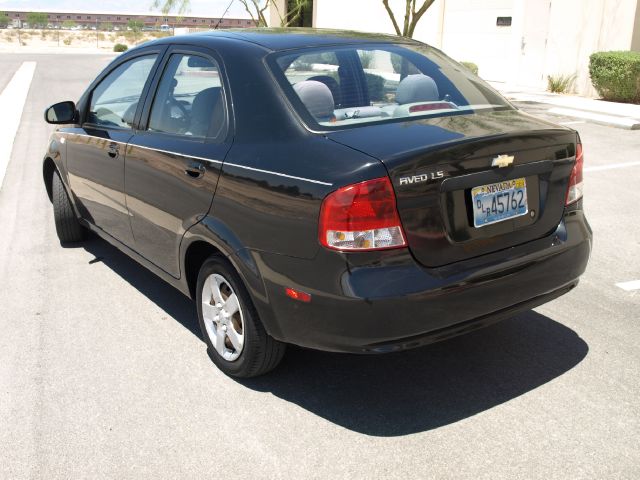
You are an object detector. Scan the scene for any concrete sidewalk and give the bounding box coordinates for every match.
[490,82,640,130]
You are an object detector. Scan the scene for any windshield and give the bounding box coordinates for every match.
[268,43,513,129]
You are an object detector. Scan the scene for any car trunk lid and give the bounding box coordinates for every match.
[327,110,578,267]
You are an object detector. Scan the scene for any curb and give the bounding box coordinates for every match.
[546,107,640,130]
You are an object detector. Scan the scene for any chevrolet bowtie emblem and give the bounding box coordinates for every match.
[492,154,515,168]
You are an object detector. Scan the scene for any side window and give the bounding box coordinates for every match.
[356,49,422,105]
[87,55,157,129]
[282,52,342,108]
[148,54,225,139]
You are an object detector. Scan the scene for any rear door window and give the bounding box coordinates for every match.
[270,44,512,129]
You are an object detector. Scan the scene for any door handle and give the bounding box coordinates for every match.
[184,161,206,179]
[107,143,119,158]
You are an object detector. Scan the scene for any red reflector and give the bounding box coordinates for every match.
[409,102,454,113]
[285,287,311,303]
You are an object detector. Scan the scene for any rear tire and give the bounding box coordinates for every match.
[52,171,85,243]
[196,255,286,378]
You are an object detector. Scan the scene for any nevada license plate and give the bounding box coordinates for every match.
[472,178,528,227]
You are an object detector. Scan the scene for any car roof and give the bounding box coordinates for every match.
[152,27,420,51]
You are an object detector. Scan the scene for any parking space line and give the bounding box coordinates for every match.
[0,61,37,191]
[584,161,640,173]
[616,280,640,291]
[559,121,586,125]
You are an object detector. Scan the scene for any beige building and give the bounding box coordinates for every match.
[270,0,640,96]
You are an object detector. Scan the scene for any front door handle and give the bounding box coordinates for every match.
[184,161,206,179]
[107,142,119,158]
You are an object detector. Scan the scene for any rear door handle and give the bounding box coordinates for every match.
[107,142,119,158]
[184,161,206,179]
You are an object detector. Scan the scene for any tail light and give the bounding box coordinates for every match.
[319,177,407,251]
[566,143,584,205]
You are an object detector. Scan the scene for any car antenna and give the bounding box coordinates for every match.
[213,0,234,30]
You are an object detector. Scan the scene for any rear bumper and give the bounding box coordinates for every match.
[249,209,592,353]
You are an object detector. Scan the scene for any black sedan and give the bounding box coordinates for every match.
[43,29,592,377]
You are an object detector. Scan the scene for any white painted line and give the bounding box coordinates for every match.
[0,61,37,190]
[558,121,586,125]
[547,107,640,130]
[585,161,640,173]
[616,280,640,292]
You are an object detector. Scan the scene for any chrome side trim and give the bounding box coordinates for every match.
[129,142,223,165]
[222,162,333,186]
[62,131,333,187]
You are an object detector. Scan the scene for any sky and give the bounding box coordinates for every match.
[0,0,252,17]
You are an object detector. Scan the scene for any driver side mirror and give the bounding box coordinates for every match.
[44,101,78,124]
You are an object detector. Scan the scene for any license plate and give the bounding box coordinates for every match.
[472,178,528,227]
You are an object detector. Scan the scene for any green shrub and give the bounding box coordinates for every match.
[589,51,640,103]
[547,73,575,93]
[460,61,478,76]
[113,43,128,52]
[365,73,385,102]
[62,37,71,46]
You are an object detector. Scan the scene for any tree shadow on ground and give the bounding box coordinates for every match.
[80,234,588,437]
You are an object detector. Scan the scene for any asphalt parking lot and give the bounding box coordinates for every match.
[0,53,638,479]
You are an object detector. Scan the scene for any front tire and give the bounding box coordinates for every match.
[52,171,85,243]
[196,255,286,377]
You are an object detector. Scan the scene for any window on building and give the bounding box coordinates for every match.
[496,16,512,27]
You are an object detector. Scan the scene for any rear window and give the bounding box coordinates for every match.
[268,43,512,129]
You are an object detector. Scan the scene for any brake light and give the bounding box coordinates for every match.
[319,177,407,251]
[566,143,584,205]
[409,102,454,113]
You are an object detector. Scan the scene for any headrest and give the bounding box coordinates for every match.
[396,74,439,104]
[293,80,335,119]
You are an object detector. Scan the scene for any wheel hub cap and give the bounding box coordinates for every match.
[201,273,244,362]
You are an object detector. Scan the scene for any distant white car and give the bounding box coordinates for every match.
[160,24,171,32]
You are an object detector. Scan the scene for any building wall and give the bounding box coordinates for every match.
[311,0,640,96]
[2,10,254,29]
[540,0,640,95]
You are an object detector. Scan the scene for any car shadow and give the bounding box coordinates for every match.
[78,234,588,437]
[238,311,588,436]
[80,234,201,338]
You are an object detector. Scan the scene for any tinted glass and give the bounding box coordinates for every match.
[271,44,512,129]
[148,54,225,138]
[87,55,157,129]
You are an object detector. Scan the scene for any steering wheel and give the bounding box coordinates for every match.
[164,98,190,133]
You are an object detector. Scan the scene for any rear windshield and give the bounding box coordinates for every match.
[268,43,512,129]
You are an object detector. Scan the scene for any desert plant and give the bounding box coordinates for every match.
[63,36,72,45]
[113,43,128,52]
[26,12,47,29]
[382,0,436,38]
[547,73,576,93]
[359,51,375,69]
[0,12,10,28]
[589,51,640,103]
[460,61,478,76]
